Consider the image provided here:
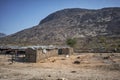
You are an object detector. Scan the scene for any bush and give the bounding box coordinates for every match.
[66,38,76,47]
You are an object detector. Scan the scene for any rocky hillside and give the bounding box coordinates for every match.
[0,7,120,51]
[0,33,6,37]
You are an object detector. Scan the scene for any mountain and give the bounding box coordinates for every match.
[0,33,6,37]
[0,7,120,52]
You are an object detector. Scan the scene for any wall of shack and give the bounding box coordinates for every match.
[25,48,73,63]
[58,48,73,55]
[25,48,37,62]
[36,49,58,62]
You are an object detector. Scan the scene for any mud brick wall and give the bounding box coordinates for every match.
[25,48,73,63]
[36,49,58,62]
[25,48,37,62]
[60,48,73,55]
[69,48,74,55]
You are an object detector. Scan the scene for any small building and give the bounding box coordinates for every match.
[25,46,73,62]
[25,48,58,62]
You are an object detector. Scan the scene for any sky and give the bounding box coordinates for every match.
[0,0,120,35]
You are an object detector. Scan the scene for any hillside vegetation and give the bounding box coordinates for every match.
[0,7,120,52]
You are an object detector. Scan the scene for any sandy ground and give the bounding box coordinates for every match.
[0,53,120,80]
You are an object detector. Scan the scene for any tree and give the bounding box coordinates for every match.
[66,38,77,47]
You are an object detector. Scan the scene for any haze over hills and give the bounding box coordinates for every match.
[0,7,120,52]
[0,33,6,37]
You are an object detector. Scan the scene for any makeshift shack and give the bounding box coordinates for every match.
[25,48,58,62]
[25,46,74,62]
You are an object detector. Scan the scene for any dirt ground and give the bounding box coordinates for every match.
[0,53,120,80]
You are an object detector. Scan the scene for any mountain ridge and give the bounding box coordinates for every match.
[0,7,120,51]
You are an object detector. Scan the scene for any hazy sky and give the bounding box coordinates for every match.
[0,0,120,35]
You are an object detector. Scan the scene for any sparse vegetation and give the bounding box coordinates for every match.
[66,38,77,47]
[74,36,120,53]
[1,8,120,51]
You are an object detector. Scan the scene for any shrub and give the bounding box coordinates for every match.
[66,38,76,47]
